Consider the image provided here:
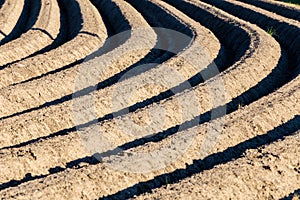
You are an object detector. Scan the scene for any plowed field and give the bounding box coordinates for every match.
[0,0,299,199]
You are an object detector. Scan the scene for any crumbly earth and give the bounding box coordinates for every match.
[0,0,299,199]
[132,132,300,200]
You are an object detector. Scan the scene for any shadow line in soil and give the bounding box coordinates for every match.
[0,40,291,156]
[0,0,4,8]
[100,115,300,199]
[239,0,300,21]
[280,189,300,200]
[199,0,300,67]
[0,0,82,69]
[0,0,40,46]
[93,49,292,158]
[0,0,200,120]
[0,114,298,192]
[0,0,250,124]
[0,30,6,37]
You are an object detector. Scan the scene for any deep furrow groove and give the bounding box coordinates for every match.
[0,0,288,197]
[0,0,24,42]
[239,0,300,21]
[0,0,155,147]
[0,0,231,155]
[0,0,108,90]
[0,0,299,199]
[129,129,300,200]
[0,0,30,45]
[0,0,202,148]
[0,0,61,66]
[200,0,300,67]
[0,0,222,187]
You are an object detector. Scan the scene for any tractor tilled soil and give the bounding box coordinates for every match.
[0,0,299,199]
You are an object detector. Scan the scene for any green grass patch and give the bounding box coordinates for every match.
[266,26,278,37]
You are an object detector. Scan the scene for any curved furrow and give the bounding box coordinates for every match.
[239,0,300,21]
[130,131,300,200]
[0,0,32,46]
[110,1,300,199]
[0,0,298,198]
[0,72,298,199]
[0,0,256,150]
[200,0,300,66]
[89,2,300,198]
[0,0,60,66]
[0,0,236,149]
[75,0,281,156]
[0,0,24,42]
[0,0,281,193]
[0,0,222,185]
[0,0,107,89]
[0,0,171,105]
[0,1,106,88]
[0,0,156,147]
[20,0,69,57]
[0,0,200,145]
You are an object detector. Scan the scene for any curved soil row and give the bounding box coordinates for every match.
[131,131,300,200]
[0,0,32,46]
[0,0,108,89]
[0,0,261,150]
[0,0,222,185]
[0,0,24,41]
[0,0,206,143]
[0,72,298,199]
[200,0,300,65]
[0,0,281,193]
[0,0,156,147]
[240,0,300,21]
[111,75,298,200]
[0,0,232,152]
[83,0,280,154]
[0,0,298,199]
[0,0,60,66]
[93,1,299,198]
